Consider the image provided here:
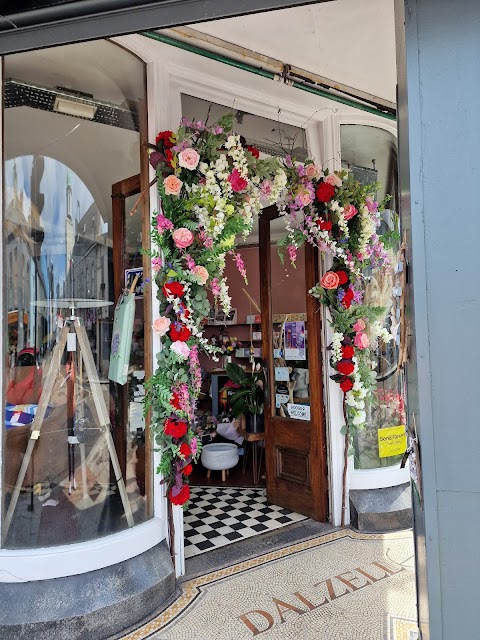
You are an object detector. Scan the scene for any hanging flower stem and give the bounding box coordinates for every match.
[341,398,349,528]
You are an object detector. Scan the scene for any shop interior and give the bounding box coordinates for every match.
[180,97,314,558]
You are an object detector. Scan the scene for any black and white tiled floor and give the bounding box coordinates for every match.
[184,486,307,558]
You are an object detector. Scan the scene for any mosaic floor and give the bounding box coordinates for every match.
[184,486,307,558]
[123,529,418,640]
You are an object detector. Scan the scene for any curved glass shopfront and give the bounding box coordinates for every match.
[1,40,151,549]
[340,123,405,473]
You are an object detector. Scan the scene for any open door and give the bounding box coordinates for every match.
[111,174,152,512]
[260,206,329,521]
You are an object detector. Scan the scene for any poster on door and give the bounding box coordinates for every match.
[284,321,306,360]
[125,268,143,298]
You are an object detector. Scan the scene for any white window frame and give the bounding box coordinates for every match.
[0,39,169,583]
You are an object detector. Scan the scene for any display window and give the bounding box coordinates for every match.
[1,40,152,548]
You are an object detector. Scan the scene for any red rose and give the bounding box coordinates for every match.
[164,418,187,439]
[179,442,191,458]
[342,288,354,309]
[163,281,184,298]
[170,392,181,411]
[336,270,349,285]
[316,182,335,203]
[337,360,355,376]
[182,463,193,476]
[156,130,174,148]
[169,324,191,342]
[341,345,355,359]
[165,148,174,167]
[340,376,354,392]
[316,218,332,231]
[246,145,260,159]
[169,484,190,506]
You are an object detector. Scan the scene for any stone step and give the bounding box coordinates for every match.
[349,482,413,532]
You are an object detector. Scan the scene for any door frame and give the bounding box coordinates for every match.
[111,173,141,483]
[260,205,329,521]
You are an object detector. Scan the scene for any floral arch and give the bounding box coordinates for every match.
[143,114,393,507]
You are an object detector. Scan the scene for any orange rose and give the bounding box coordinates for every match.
[321,271,340,289]
[193,265,209,284]
[164,175,183,196]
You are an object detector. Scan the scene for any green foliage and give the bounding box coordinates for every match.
[223,363,264,416]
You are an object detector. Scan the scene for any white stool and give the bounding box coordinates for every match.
[201,443,239,482]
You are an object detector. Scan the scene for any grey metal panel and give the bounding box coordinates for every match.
[394,3,435,637]
[398,0,480,638]
[0,0,330,55]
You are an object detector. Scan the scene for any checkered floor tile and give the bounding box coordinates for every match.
[184,486,307,558]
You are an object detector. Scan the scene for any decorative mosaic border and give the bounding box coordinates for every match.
[121,529,414,640]
[388,615,419,640]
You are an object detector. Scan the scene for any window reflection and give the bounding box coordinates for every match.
[3,40,150,548]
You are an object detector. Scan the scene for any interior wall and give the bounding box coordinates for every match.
[201,244,306,375]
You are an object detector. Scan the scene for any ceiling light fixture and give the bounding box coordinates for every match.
[53,96,97,120]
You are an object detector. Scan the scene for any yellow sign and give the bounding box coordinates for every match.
[378,425,407,458]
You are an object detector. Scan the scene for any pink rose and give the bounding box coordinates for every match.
[298,191,313,207]
[305,164,321,180]
[320,271,340,290]
[194,265,209,284]
[353,319,366,332]
[170,341,191,359]
[228,168,249,193]
[152,316,171,336]
[151,257,163,272]
[178,148,200,170]
[324,173,342,187]
[172,227,194,249]
[343,204,358,221]
[164,175,183,196]
[354,332,370,350]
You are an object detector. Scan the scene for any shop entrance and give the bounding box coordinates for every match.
[185,197,328,559]
[260,206,328,521]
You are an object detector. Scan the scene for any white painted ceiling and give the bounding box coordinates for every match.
[192,0,396,103]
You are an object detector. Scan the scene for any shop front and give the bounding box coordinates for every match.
[0,6,408,637]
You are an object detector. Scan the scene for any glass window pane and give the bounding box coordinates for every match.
[269,220,309,421]
[2,40,150,548]
[340,124,403,470]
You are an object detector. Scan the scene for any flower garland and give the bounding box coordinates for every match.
[146,115,284,506]
[279,166,393,449]
[146,114,392,507]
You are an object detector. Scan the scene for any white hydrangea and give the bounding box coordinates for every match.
[331,332,344,363]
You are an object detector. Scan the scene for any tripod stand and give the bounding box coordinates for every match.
[4,312,134,538]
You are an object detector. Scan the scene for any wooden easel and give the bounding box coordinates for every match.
[4,313,135,538]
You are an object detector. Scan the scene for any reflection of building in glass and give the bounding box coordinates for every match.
[5,157,47,360]
[64,200,110,307]
[65,172,75,274]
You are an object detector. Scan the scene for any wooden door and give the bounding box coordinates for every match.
[260,206,329,521]
[111,173,152,508]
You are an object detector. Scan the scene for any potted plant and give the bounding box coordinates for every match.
[223,362,264,433]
